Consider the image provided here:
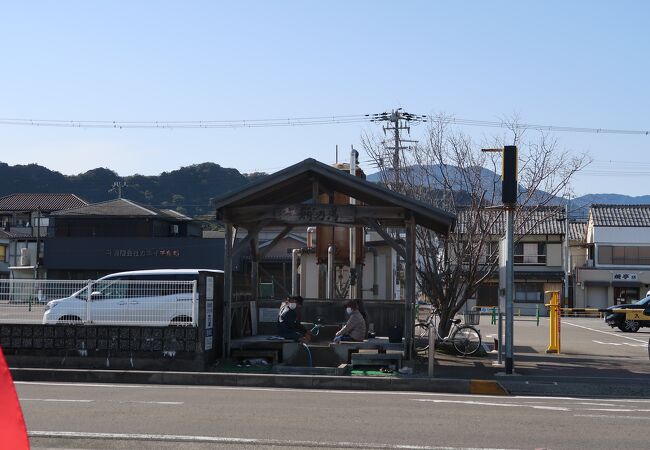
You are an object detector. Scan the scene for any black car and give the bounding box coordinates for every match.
[599,296,650,332]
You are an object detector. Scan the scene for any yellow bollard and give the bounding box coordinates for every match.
[545,291,561,353]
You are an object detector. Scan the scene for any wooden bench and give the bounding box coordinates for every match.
[329,338,404,364]
[350,352,402,370]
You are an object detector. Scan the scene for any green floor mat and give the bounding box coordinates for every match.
[350,369,396,377]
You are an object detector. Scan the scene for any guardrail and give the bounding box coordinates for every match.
[0,279,198,326]
[560,307,603,318]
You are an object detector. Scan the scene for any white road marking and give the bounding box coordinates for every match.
[118,400,184,405]
[28,431,513,450]
[413,399,520,407]
[574,414,650,420]
[563,321,649,344]
[583,408,635,412]
[412,399,571,411]
[575,402,618,406]
[531,406,571,411]
[593,340,647,347]
[14,381,507,399]
[20,397,183,406]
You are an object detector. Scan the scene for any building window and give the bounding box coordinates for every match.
[598,245,650,266]
[598,246,612,264]
[515,282,544,303]
[0,245,6,263]
[514,242,546,265]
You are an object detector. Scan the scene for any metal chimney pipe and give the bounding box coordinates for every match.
[327,244,336,299]
[291,249,300,296]
[349,146,357,299]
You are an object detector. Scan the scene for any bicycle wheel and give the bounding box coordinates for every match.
[414,323,431,352]
[451,326,481,356]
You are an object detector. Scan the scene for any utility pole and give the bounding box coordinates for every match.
[369,110,424,303]
[109,181,127,199]
[35,208,41,280]
[367,109,425,188]
[556,197,571,307]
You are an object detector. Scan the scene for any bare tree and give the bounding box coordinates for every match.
[362,114,590,336]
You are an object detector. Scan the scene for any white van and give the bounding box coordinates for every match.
[42,269,222,326]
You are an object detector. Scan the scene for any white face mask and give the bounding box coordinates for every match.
[288,303,297,310]
[346,307,353,315]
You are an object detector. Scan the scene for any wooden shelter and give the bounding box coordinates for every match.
[214,158,456,359]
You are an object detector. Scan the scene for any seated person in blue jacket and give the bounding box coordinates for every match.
[277,296,311,343]
[333,300,367,342]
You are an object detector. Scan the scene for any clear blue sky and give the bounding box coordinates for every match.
[1,1,648,196]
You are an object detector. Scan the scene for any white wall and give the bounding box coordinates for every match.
[592,227,650,244]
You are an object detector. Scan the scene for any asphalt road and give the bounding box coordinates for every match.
[18,381,650,450]
[478,316,649,359]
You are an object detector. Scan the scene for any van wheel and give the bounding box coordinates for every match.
[170,316,192,326]
[58,315,82,324]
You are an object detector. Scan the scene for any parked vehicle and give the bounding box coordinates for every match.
[42,269,222,326]
[599,295,650,332]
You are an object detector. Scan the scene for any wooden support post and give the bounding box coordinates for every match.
[250,232,259,302]
[404,217,416,360]
[223,223,234,358]
[365,219,406,259]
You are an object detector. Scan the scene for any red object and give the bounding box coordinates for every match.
[0,347,29,450]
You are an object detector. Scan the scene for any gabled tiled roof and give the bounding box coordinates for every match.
[457,207,565,235]
[0,193,87,212]
[52,198,192,220]
[568,221,587,241]
[0,229,33,239]
[213,158,456,235]
[160,209,192,220]
[590,204,650,227]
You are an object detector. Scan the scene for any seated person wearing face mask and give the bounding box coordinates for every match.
[277,296,311,342]
[333,300,367,342]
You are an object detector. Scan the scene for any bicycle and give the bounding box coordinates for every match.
[414,307,482,356]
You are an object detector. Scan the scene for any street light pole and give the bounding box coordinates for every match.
[505,206,515,374]
[483,145,517,375]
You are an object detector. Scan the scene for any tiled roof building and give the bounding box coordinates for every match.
[590,204,650,227]
[0,193,87,212]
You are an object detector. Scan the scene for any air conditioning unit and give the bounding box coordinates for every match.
[20,248,30,266]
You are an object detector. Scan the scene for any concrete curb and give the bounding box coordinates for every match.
[500,379,650,399]
[10,367,509,396]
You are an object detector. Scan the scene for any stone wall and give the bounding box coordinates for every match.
[1,324,204,370]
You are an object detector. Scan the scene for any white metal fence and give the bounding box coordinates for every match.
[0,279,198,326]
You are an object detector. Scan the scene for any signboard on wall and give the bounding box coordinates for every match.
[612,272,638,282]
[205,300,214,350]
[206,277,214,300]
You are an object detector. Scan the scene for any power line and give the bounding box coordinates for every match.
[440,117,650,136]
[0,113,648,136]
[0,115,370,129]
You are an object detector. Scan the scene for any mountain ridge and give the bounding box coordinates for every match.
[1,161,646,218]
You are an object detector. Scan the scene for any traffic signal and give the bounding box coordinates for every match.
[502,145,517,205]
